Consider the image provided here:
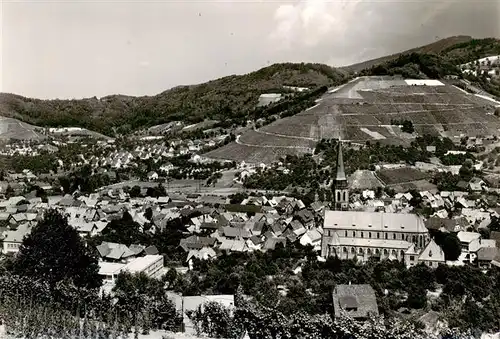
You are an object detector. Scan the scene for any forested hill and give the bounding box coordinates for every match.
[342,35,475,73]
[348,37,500,77]
[0,63,346,135]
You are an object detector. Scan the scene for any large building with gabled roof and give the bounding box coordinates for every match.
[322,139,432,265]
[321,210,430,263]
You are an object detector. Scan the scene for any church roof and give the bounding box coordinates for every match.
[336,141,346,182]
[324,210,427,233]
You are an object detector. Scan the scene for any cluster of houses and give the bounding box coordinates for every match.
[179,195,326,268]
[461,55,500,79]
[0,142,59,156]
[0,185,326,270]
[75,136,229,171]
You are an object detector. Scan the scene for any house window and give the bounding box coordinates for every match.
[393,233,396,240]
[345,230,348,237]
[377,233,380,239]
[369,232,372,238]
[410,255,415,261]
[385,233,388,240]
[361,232,364,238]
[353,231,356,237]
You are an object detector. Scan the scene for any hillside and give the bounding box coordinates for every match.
[206,75,500,164]
[0,63,346,135]
[358,38,500,98]
[342,35,474,73]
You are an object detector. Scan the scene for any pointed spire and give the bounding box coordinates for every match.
[336,139,346,182]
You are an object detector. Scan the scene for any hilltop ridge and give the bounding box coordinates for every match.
[0,63,346,135]
[342,35,474,73]
[2,36,500,136]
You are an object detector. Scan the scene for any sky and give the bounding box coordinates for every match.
[1,0,500,99]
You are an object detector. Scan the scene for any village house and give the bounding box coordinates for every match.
[147,171,159,181]
[2,222,32,254]
[332,284,379,320]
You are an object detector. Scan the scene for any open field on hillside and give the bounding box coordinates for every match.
[390,180,438,193]
[205,141,310,164]
[377,168,430,185]
[349,170,384,190]
[0,117,46,141]
[238,129,316,148]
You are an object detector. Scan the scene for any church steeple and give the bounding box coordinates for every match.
[334,139,349,210]
[335,140,347,184]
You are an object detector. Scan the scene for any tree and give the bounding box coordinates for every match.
[433,231,461,261]
[13,209,102,290]
[113,272,181,332]
[406,285,427,309]
[99,211,145,246]
[144,207,153,221]
[5,184,14,198]
[187,301,234,338]
[129,185,142,198]
[459,159,474,180]
[401,120,415,134]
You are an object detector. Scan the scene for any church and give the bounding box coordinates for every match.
[321,141,434,267]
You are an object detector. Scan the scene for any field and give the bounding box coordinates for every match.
[376,168,430,185]
[0,117,46,141]
[349,170,384,190]
[205,76,500,164]
[390,180,438,193]
[205,141,310,164]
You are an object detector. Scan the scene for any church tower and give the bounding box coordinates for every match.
[334,140,349,210]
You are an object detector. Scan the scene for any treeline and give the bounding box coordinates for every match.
[362,53,461,79]
[188,299,450,339]
[441,38,500,65]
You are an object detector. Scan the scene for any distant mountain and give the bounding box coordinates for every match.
[0,63,346,135]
